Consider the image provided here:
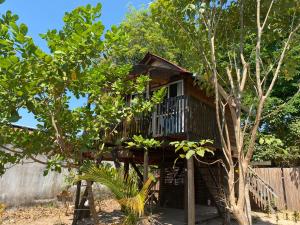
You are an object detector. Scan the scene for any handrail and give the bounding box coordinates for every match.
[111,95,220,144]
[247,166,278,199]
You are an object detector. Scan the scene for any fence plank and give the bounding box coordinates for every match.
[253,167,300,211]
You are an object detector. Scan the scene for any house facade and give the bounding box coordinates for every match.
[117,53,236,146]
[103,53,233,222]
[101,53,280,224]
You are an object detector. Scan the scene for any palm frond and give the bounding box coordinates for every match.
[77,163,152,218]
[119,178,152,216]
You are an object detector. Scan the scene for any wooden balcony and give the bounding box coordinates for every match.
[114,95,221,148]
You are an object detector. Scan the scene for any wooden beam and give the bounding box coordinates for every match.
[187,158,195,225]
[130,160,144,184]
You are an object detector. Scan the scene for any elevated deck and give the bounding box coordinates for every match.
[112,95,221,148]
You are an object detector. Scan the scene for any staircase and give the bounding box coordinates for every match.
[198,166,226,216]
[247,166,278,212]
[199,165,278,213]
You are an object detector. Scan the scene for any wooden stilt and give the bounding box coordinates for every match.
[78,186,90,220]
[124,161,129,180]
[111,148,120,169]
[72,180,82,225]
[187,158,195,225]
[87,181,99,225]
[130,160,144,184]
[184,164,188,223]
[144,149,149,183]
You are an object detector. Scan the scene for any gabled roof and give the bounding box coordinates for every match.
[12,124,35,131]
[139,52,190,73]
[130,52,192,78]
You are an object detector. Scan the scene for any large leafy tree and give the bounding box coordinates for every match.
[104,7,187,67]
[148,0,300,224]
[0,4,167,224]
[0,3,166,175]
[255,73,300,164]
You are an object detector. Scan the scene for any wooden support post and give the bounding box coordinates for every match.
[184,165,188,223]
[159,161,165,207]
[124,161,129,180]
[130,160,144,188]
[78,186,90,220]
[112,148,120,169]
[144,149,149,183]
[187,158,195,225]
[72,180,82,225]
[87,181,99,225]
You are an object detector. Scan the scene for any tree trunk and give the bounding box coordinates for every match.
[245,183,252,225]
[233,206,250,225]
[223,210,231,225]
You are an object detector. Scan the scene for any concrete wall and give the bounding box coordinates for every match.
[0,159,66,207]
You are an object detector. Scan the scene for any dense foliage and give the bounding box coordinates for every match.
[255,74,300,164]
[112,0,300,165]
[0,3,165,175]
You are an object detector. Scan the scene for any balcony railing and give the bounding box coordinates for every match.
[113,95,220,147]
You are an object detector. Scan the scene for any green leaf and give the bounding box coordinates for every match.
[19,23,28,35]
[43,170,49,176]
[259,138,264,145]
[54,50,65,55]
[179,154,185,158]
[183,146,189,151]
[185,150,195,159]
[8,110,21,122]
[196,149,205,157]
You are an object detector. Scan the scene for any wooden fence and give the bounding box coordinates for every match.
[253,167,300,211]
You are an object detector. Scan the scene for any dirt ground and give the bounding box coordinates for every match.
[1,200,300,225]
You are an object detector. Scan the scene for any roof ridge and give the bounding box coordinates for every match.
[139,52,190,73]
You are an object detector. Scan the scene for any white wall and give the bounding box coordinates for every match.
[0,159,66,207]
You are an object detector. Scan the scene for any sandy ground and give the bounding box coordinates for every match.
[1,200,300,225]
[1,205,72,225]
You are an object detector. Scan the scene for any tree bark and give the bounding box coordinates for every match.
[245,183,252,225]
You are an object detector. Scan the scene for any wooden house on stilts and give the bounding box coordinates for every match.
[99,53,232,224]
[99,53,278,224]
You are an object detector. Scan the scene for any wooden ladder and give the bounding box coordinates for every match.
[247,166,278,212]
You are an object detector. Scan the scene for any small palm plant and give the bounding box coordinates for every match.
[77,163,152,225]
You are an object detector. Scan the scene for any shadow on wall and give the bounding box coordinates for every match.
[290,167,300,188]
[0,157,66,207]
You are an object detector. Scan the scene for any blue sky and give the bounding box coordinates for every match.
[0,0,150,128]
